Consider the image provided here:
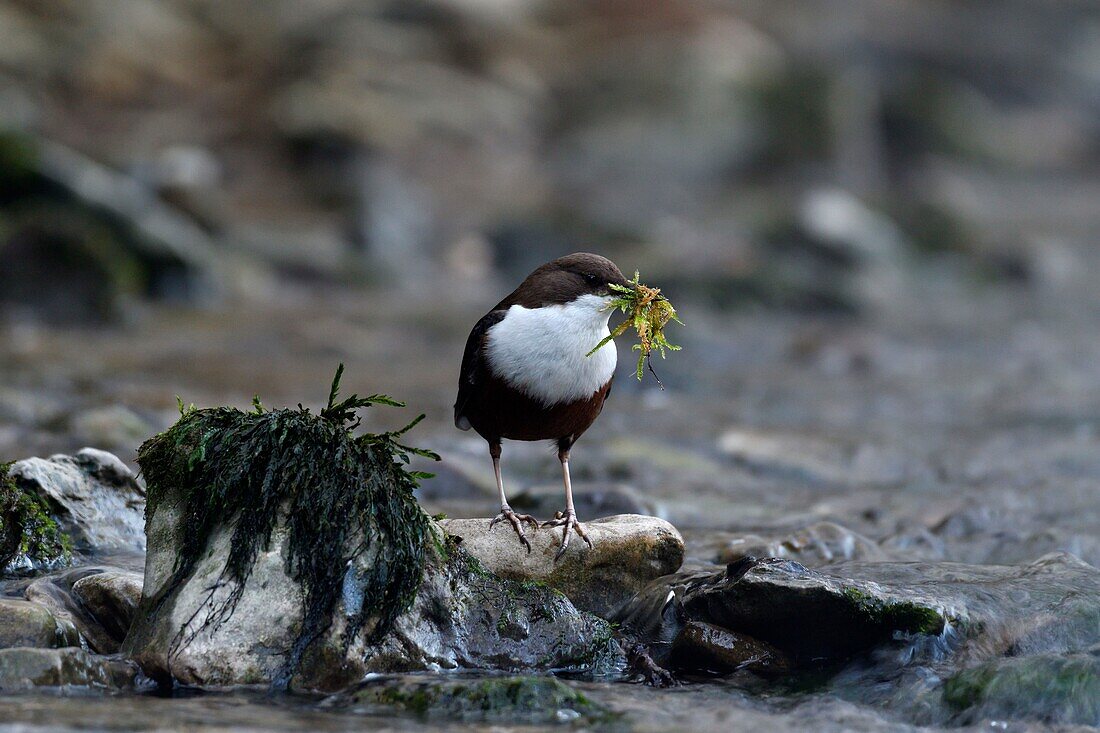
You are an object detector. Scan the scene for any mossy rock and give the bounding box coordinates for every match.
[129,378,432,690]
[123,371,623,691]
[335,674,617,724]
[0,461,71,576]
[678,559,947,662]
[944,655,1100,726]
[617,558,949,670]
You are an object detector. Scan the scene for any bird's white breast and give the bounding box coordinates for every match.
[485,294,618,407]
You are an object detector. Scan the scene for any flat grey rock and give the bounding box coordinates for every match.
[440,514,684,618]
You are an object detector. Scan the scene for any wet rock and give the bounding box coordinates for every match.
[24,567,138,654]
[614,557,947,668]
[1,460,70,575]
[9,448,146,553]
[943,654,1100,727]
[440,514,684,617]
[0,598,80,649]
[670,621,789,676]
[716,522,888,567]
[71,569,143,650]
[681,558,948,662]
[325,674,615,724]
[621,551,1100,698]
[120,400,622,691]
[123,508,620,690]
[0,647,138,691]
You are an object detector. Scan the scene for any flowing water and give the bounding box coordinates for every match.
[2,251,1100,732]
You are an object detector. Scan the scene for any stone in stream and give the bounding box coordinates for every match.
[0,598,81,649]
[71,569,144,650]
[440,514,684,617]
[943,654,1100,727]
[0,647,139,691]
[121,401,623,691]
[616,551,1100,692]
[614,556,948,669]
[23,567,143,654]
[123,512,620,690]
[669,621,789,676]
[0,460,70,575]
[8,448,146,554]
[324,674,615,724]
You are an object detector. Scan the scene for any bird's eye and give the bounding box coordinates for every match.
[584,273,600,285]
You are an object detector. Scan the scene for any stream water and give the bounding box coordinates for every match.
[2,252,1100,731]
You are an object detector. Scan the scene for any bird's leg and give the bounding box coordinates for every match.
[542,443,593,560]
[487,440,538,553]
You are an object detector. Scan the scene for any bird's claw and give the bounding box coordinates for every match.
[625,642,680,688]
[542,511,592,560]
[489,505,538,553]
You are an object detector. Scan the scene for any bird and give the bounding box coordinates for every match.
[454,252,629,559]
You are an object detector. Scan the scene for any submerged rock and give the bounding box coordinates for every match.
[615,556,947,669]
[617,550,1100,700]
[0,647,138,691]
[325,674,615,724]
[441,514,684,617]
[943,654,1100,727]
[0,598,80,649]
[9,448,145,553]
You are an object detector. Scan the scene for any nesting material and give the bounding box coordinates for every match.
[587,271,682,385]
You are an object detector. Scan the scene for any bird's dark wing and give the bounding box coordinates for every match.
[454,309,507,430]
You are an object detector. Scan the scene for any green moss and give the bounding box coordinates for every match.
[353,675,616,723]
[944,655,1100,725]
[588,270,682,384]
[841,587,945,636]
[0,461,71,575]
[138,365,436,691]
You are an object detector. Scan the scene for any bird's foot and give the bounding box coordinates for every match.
[488,505,539,553]
[625,642,679,688]
[542,511,593,560]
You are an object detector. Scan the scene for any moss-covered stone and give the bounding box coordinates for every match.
[840,586,946,636]
[135,367,434,690]
[0,461,71,575]
[944,655,1100,726]
[339,675,617,724]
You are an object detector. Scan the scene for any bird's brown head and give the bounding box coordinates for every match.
[508,252,630,308]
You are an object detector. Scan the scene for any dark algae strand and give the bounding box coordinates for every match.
[137,365,437,691]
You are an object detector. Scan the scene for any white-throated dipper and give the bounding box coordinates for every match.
[454,252,630,558]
